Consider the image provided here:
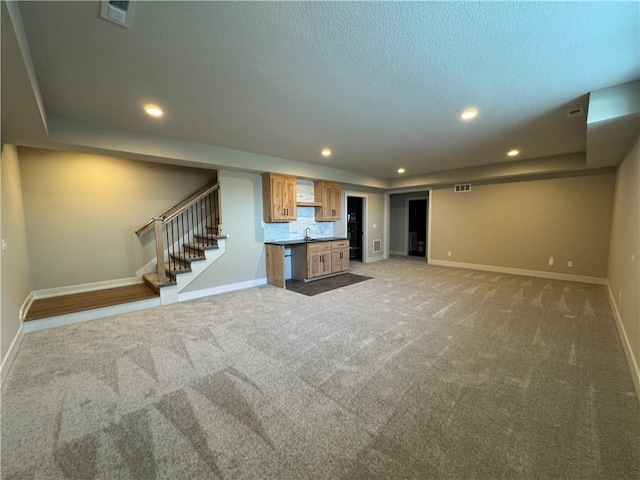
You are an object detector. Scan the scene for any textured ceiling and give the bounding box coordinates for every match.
[10,1,640,179]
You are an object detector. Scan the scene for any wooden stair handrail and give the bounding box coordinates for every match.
[135,182,220,235]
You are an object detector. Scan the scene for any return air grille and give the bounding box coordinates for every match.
[100,0,135,28]
[373,239,381,253]
[454,184,471,193]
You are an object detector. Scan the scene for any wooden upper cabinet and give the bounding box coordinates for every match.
[262,173,297,222]
[314,181,341,221]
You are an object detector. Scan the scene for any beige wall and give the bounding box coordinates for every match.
[1,145,31,362]
[430,173,615,278]
[183,170,266,291]
[18,148,216,290]
[607,137,639,383]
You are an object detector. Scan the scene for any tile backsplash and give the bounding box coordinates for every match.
[263,179,334,242]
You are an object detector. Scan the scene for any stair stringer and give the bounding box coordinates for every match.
[159,238,226,306]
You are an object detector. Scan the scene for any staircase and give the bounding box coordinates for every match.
[136,181,227,304]
[142,229,223,292]
[23,181,226,332]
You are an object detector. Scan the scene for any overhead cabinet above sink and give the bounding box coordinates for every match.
[261,174,342,223]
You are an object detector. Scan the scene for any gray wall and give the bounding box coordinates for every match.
[430,173,615,278]
[389,194,406,254]
[1,145,31,363]
[389,191,428,255]
[184,170,266,291]
[18,148,216,289]
[607,137,639,382]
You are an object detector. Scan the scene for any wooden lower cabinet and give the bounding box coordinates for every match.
[306,240,350,280]
[265,240,351,288]
[307,242,332,279]
[265,244,286,288]
[331,240,349,273]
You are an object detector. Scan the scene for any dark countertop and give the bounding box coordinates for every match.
[265,237,348,246]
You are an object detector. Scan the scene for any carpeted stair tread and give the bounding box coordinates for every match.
[183,241,219,251]
[166,265,192,276]
[170,252,206,263]
[193,233,219,243]
[143,272,177,293]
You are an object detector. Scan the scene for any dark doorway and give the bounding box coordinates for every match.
[408,199,427,257]
[347,196,364,261]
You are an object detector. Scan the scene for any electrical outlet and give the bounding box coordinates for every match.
[548,256,554,266]
[567,261,573,268]
[448,251,452,257]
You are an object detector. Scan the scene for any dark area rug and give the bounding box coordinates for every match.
[286,273,372,296]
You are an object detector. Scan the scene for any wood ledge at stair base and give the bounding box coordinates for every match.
[24,284,158,321]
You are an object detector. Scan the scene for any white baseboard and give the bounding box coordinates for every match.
[1,326,24,388]
[389,250,405,256]
[178,277,268,302]
[365,255,386,264]
[428,259,607,285]
[607,281,640,398]
[33,277,139,299]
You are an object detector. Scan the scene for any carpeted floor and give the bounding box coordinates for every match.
[286,273,372,296]
[1,257,638,479]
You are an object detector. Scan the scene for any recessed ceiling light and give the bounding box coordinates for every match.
[321,148,332,157]
[507,149,520,157]
[460,108,478,121]
[144,104,163,118]
[397,167,406,174]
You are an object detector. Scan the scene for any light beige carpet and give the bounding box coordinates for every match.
[2,257,638,479]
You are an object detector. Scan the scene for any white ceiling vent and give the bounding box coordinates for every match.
[454,184,471,193]
[566,107,584,119]
[100,0,135,28]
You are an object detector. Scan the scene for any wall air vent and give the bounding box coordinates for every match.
[373,239,381,253]
[566,107,584,119]
[100,0,135,28]
[454,184,471,193]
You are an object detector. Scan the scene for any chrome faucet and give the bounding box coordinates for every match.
[304,227,312,241]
